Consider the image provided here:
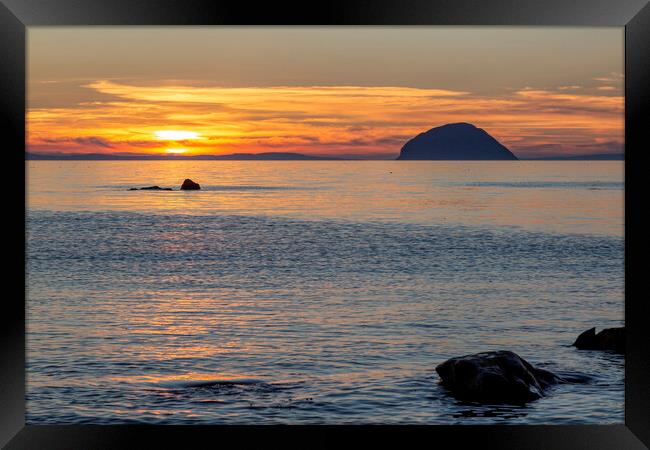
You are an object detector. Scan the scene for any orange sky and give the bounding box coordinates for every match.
[27,28,624,159]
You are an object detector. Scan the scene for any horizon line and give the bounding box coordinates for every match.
[25,151,624,161]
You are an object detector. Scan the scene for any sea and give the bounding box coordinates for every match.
[26,160,624,424]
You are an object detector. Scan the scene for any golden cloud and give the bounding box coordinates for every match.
[28,81,623,157]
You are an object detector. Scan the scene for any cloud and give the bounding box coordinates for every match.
[28,80,624,158]
[73,137,113,148]
[84,80,468,104]
[43,136,114,148]
[593,72,624,83]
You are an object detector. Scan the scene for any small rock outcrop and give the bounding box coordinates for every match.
[435,351,562,404]
[128,186,172,191]
[180,179,201,190]
[573,327,624,353]
[396,122,518,160]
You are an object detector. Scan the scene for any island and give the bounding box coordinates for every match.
[396,122,518,160]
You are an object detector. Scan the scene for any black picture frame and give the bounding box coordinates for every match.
[2,0,648,448]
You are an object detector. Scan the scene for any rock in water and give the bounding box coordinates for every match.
[180,179,201,190]
[573,327,624,353]
[141,186,172,191]
[129,186,172,191]
[396,122,518,160]
[435,351,561,404]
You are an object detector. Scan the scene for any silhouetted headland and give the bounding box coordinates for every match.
[396,123,518,160]
[524,153,624,161]
[207,152,342,160]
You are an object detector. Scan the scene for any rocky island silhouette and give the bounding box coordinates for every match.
[397,122,518,160]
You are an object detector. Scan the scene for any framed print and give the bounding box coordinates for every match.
[1,0,649,448]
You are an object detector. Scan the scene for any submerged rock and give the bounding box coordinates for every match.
[435,351,562,404]
[128,186,172,191]
[573,327,624,353]
[180,179,201,190]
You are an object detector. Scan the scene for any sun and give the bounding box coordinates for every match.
[165,148,188,154]
[155,130,200,141]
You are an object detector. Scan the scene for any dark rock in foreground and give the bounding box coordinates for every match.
[397,122,518,160]
[573,327,625,353]
[128,186,172,191]
[435,351,562,404]
[180,179,201,190]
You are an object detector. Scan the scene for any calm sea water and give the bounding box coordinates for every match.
[26,161,624,424]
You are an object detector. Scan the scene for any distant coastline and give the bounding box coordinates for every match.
[26,122,625,162]
[521,153,624,161]
[25,152,345,161]
[26,151,624,161]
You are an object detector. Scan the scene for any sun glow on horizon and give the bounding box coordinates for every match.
[155,130,201,141]
[27,81,624,159]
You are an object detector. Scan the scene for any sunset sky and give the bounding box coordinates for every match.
[27,27,624,159]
